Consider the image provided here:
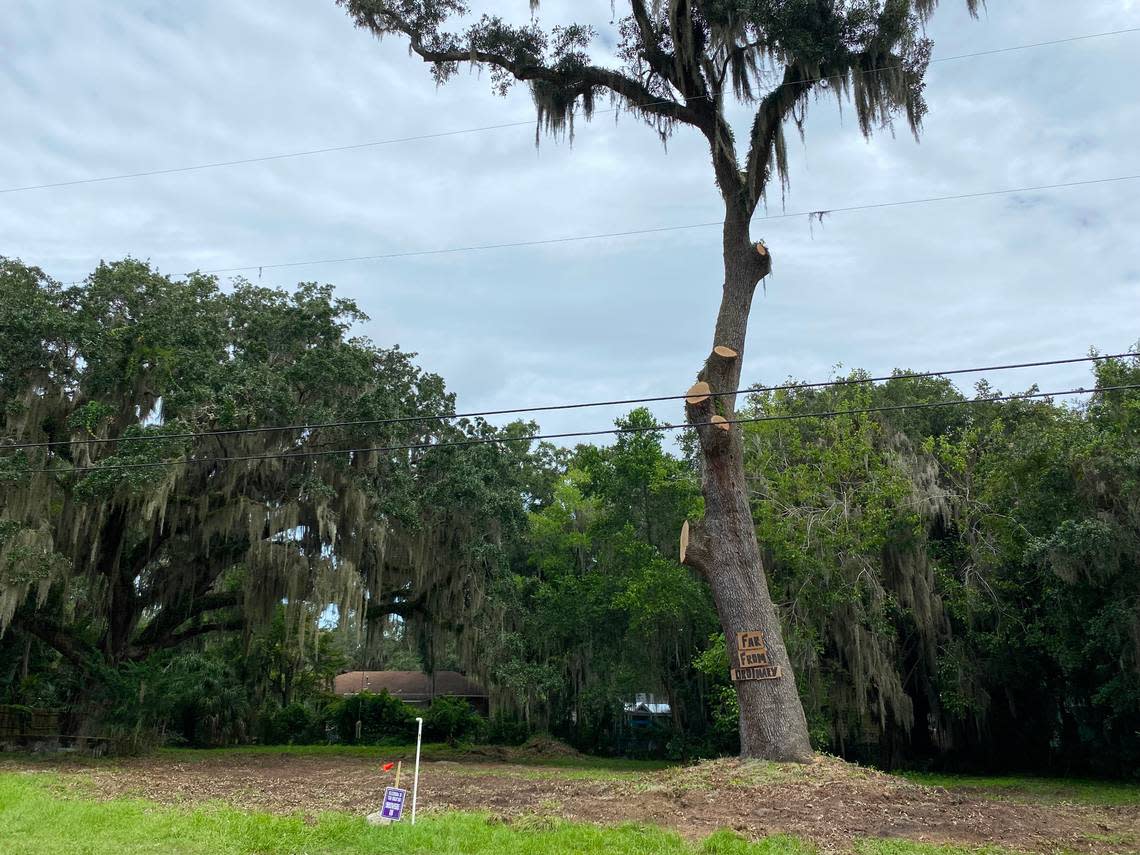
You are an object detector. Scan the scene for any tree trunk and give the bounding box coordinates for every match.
[681,218,813,762]
[99,506,135,662]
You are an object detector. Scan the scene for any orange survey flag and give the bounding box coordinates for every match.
[382,762,395,772]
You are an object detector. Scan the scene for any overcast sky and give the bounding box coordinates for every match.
[3,1,1137,442]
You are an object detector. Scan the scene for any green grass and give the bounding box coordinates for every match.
[852,844,1011,855]
[900,771,1140,806]
[0,772,1015,855]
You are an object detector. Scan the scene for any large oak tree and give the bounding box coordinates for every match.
[0,258,528,693]
[337,0,978,760]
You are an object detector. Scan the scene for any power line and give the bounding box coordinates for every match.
[4,26,1137,196]
[0,117,539,195]
[53,169,1140,286]
[3,352,1135,452]
[15,384,1140,475]
[933,27,1140,61]
[126,173,1140,277]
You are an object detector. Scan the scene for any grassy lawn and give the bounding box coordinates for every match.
[900,771,1140,806]
[0,771,1010,855]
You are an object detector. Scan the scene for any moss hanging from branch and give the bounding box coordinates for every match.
[0,258,528,683]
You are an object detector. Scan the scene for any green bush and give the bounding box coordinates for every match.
[97,653,250,750]
[259,702,321,745]
[327,690,416,744]
[424,696,485,745]
[486,713,530,746]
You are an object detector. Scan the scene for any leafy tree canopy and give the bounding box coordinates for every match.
[340,0,975,210]
[0,258,528,686]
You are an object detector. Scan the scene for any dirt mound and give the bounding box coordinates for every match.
[462,735,581,762]
[647,753,883,793]
[513,735,581,759]
[637,755,1138,853]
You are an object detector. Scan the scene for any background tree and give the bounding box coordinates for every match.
[923,355,1140,775]
[336,0,978,759]
[0,257,527,719]
[740,371,965,763]
[487,409,716,754]
[731,356,1140,774]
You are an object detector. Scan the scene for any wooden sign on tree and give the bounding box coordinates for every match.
[732,631,781,682]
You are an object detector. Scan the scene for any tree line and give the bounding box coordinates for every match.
[1,258,1136,776]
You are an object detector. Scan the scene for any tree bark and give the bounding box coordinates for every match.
[681,218,814,762]
[11,614,97,672]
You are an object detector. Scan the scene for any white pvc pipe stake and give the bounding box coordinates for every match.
[411,716,423,824]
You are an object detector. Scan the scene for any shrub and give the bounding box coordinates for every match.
[97,653,250,750]
[424,696,485,746]
[486,713,530,746]
[260,702,320,745]
[327,690,416,744]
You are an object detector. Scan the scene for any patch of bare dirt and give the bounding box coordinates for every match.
[6,752,1138,854]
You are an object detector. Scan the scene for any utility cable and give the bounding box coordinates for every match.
[4,27,1136,195]
[3,351,1134,451]
[52,173,1137,283]
[14,383,1140,474]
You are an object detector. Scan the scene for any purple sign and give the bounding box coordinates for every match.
[380,786,407,821]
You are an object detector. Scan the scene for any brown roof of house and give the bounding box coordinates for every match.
[333,670,486,699]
